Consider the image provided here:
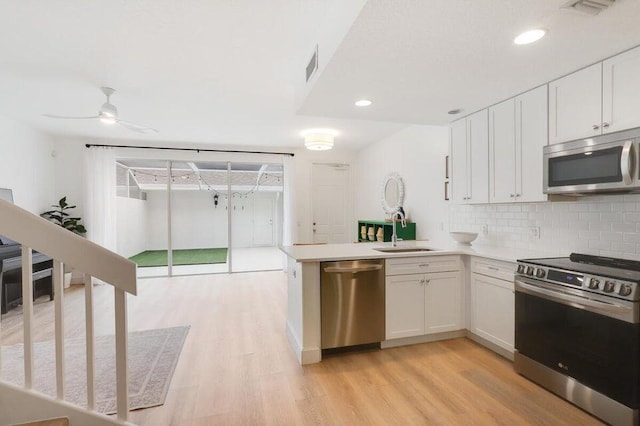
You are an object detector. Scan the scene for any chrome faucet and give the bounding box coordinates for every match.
[391,209,406,247]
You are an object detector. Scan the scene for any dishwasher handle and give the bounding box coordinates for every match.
[323,264,383,274]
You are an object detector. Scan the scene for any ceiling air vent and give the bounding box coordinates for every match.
[563,0,615,15]
[306,45,318,82]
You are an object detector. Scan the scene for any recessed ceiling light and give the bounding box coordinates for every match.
[514,29,546,45]
[448,109,463,115]
[355,99,372,107]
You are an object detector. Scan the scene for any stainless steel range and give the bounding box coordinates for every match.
[514,253,640,426]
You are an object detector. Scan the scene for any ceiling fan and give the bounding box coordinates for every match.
[44,86,158,133]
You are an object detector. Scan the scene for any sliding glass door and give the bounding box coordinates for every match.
[230,162,284,272]
[170,161,230,276]
[116,157,283,277]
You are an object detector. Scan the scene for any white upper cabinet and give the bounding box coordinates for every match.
[450,119,468,203]
[489,98,516,203]
[549,63,602,144]
[550,46,640,144]
[516,85,548,202]
[602,46,640,134]
[450,109,489,204]
[468,109,489,204]
[489,86,548,203]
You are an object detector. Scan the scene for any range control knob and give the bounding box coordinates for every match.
[526,266,534,276]
[619,284,633,297]
[535,268,546,278]
[517,264,526,274]
[588,278,601,289]
[603,281,616,293]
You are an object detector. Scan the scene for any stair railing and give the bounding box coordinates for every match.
[0,199,137,422]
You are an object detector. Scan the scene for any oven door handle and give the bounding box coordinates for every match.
[515,279,633,318]
[621,140,635,185]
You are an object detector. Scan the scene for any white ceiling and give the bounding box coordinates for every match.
[3,1,640,151]
[299,0,640,125]
[0,0,403,150]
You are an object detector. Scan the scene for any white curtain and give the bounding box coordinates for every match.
[84,146,117,251]
[282,154,297,247]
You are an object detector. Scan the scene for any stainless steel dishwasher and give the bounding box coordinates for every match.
[320,259,385,349]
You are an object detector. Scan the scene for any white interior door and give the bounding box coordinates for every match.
[253,195,274,246]
[312,164,350,243]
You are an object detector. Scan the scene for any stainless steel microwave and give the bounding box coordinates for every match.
[543,128,640,195]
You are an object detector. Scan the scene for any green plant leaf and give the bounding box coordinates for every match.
[59,197,67,208]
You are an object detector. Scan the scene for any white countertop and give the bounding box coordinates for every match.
[280,240,558,264]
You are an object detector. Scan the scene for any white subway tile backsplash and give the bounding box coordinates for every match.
[449,193,640,257]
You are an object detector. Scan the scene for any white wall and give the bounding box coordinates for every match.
[354,125,450,241]
[0,115,55,214]
[116,197,147,257]
[145,189,280,250]
[450,194,640,260]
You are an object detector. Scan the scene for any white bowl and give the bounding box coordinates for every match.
[450,231,478,245]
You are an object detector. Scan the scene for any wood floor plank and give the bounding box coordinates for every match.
[1,271,604,425]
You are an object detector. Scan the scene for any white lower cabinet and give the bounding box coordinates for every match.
[385,256,463,341]
[469,258,515,354]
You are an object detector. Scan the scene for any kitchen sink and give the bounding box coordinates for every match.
[374,247,436,253]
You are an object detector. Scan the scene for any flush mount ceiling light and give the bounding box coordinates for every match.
[355,99,372,107]
[514,29,546,45]
[301,128,338,151]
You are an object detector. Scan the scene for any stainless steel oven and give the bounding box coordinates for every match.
[515,254,640,426]
[543,127,640,195]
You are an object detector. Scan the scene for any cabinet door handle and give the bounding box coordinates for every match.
[424,279,430,284]
[602,122,610,129]
[419,263,430,268]
[515,193,520,197]
[510,194,515,198]
[488,266,499,271]
[592,124,600,130]
[419,278,425,284]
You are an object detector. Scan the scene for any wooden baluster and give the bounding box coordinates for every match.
[53,260,65,399]
[21,246,33,389]
[114,287,129,421]
[84,273,95,409]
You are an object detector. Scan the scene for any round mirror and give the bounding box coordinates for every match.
[381,172,405,215]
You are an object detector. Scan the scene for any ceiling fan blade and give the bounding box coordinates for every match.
[116,118,158,134]
[43,114,100,120]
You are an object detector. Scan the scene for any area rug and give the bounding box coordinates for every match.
[0,326,189,414]
[129,248,228,267]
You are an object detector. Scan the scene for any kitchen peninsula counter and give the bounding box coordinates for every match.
[281,240,554,264]
[281,241,561,365]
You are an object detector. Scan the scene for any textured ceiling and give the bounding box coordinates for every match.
[0,0,403,150]
[4,1,640,151]
[299,0,640,125]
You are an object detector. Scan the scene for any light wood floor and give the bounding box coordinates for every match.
[1,271,603,425]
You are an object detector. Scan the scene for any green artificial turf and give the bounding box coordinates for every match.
[129,248,228,267]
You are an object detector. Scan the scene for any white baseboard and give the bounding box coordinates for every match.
[467,332,514,361]
[381,329,467,349]
[286,321,321,365]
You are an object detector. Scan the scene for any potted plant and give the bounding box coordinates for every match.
[41,196,87,286]
[41,196,87,235]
